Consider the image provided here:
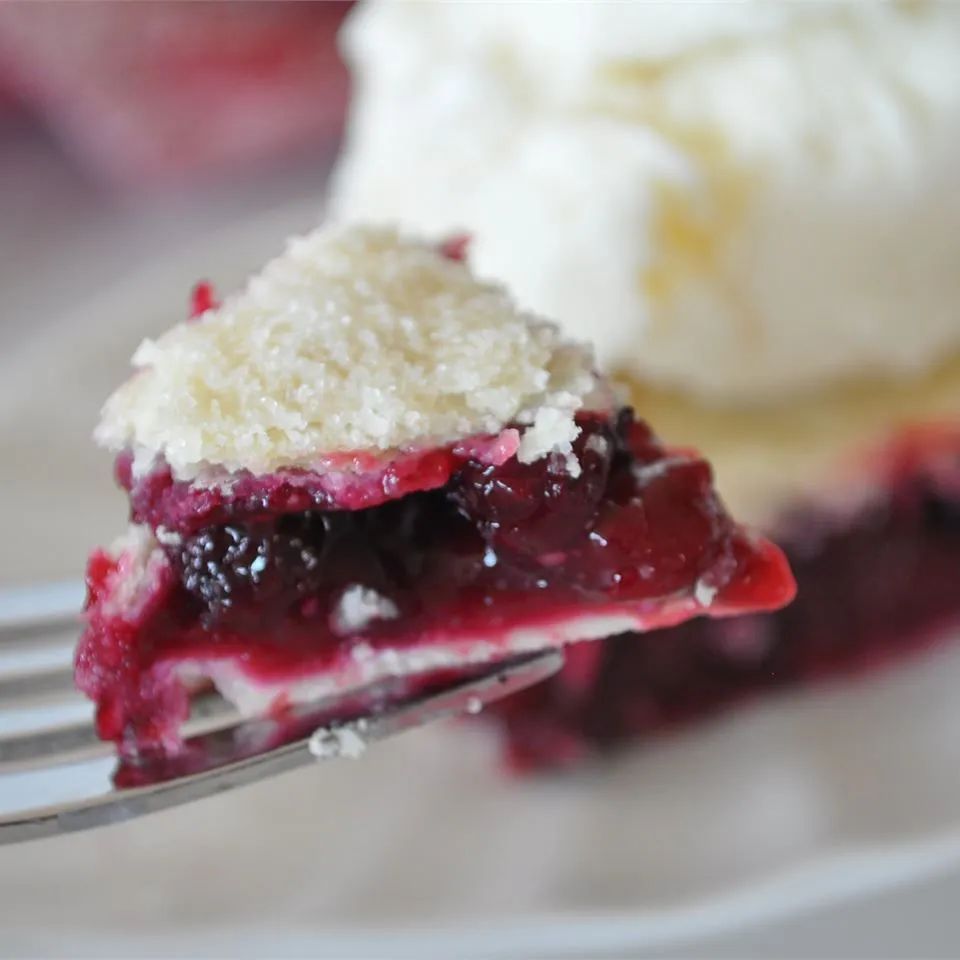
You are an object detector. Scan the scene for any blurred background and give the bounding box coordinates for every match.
[0,1,349,381]
[2,2,960,957]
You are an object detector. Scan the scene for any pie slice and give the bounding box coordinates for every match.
[75,225,794,753]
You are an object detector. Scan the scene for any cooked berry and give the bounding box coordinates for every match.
[452,416,616,558]
[175,513,331,629]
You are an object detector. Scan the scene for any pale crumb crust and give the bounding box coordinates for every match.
[96,224,601,481]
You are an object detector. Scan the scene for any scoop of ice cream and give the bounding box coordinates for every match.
[332,1,960,403]
[96,224,601,480]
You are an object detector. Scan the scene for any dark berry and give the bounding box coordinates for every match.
[614,407,662,464]
[175,513,331,630]
[453,416,615,558]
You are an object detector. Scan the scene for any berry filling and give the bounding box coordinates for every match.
[488,427,960,771]
[75,409,795,754]
[188,281,219,320]
[114,432,519,536]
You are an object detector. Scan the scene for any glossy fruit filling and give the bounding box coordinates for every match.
[76,409,794,752]
[490,450,960,772]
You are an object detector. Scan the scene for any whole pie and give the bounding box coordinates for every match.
[75,225,794,754]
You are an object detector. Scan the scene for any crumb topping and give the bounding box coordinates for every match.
[332,583,399,634]
[308,722,368,760]
[96,224,600,481]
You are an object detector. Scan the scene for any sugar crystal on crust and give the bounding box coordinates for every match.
[96,224,600,481]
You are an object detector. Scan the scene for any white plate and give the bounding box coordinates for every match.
[2,203,960,958]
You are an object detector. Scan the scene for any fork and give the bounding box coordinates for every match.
[0,581,563,846]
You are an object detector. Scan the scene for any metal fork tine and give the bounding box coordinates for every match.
[0,690,235,770]
[0,722,106,768]
[0,581,84,632]
[0,649,564,845]
[0,667,77,707]
[0,626,78,658]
